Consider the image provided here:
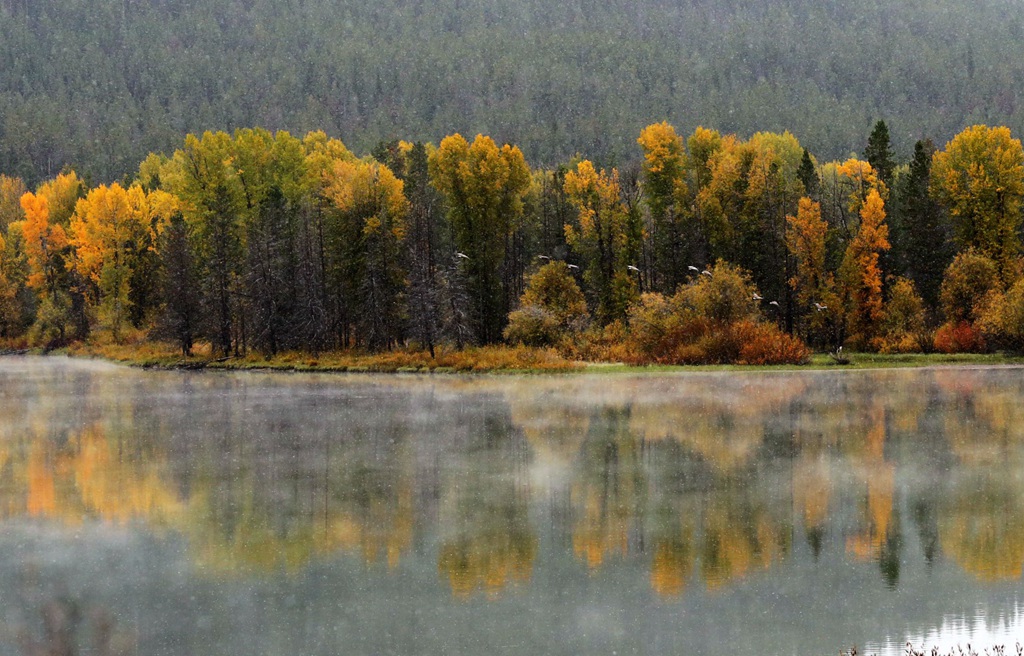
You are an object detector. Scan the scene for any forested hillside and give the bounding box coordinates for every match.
[3,0,1024,184]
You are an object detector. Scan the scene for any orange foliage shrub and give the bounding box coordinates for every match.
[569,320,634,363]
[933,321,987,353]
[623,262,811,365]
[440,345,578,371]
[735,322,812,365]
[624,308,809,365]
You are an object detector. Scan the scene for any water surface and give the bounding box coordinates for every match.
[0,356,1021,655]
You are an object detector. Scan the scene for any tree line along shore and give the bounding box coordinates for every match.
[1,120,1023,369]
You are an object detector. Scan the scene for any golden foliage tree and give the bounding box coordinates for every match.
[564,160,637,324]
[18,191,67,297]
[839,188,890,349]
[930,124,1024,278]
[36,171,84,227]
[695,131,805,329]
[69,184,171,341]
[786,196,840,344]
[324,158,409,350]
[637,122,687,291]
[818,158,885,244]
[429,133,531,342]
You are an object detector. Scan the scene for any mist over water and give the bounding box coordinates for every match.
[0,357,1021,655]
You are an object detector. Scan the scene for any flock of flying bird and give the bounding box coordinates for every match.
[451,252,829,312]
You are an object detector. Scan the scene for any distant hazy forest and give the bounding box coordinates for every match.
[3,0,1024,184]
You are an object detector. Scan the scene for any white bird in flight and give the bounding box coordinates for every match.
[627,265,640,272]
[688,265,700,272]
[456,251,469,259]
[752,293,763,301]
[814,302,828,312]
[701,269,712,277]
[768,300,780,307]
[567,264,579,270]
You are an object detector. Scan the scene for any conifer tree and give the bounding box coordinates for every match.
[156,211,200,356]
[797,149,819,200]
[401,142,445,356]
[890,139,950,307]
[864,120,895,188]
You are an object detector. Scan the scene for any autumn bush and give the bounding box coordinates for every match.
[673,260,760,324]
[933,321,987,353]
[927,249,1006,353]
[504,306,563,347]
[735,321,812,365]
[623,260,809,365]
[976,277,1024,351]
[625,292,705,363]
[939,249,1001,325]
[875,277,930,354]
[504,261,589,347]
[568,320,633,363]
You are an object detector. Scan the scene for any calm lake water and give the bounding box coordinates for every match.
[0,356,1022,655]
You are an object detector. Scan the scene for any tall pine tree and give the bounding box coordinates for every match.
[863,120,895,189]
[891,139,950,308]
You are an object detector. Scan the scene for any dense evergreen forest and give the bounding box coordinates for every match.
[4,0,1024,184]
[2,118,1024,366]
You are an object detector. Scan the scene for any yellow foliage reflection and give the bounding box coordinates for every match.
[629,376,806,473]
[5,364,1024,596]
[570,408,642,570]
[845,404,896,562]
[700,496,790,590]
[12,424,183,526]
[938,479,1024,581]
[438,530,537,599]
[650,530,694,597]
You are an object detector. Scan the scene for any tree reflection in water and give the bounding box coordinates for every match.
[0,364,1022,604]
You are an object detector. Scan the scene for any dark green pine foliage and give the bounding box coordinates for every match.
[864,120,896,188]
[890,139,951,308]
[797,148,819,200]
[6,0,1024,187]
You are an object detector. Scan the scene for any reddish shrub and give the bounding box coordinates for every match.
[933,321,987,353]
[736,322,812,365]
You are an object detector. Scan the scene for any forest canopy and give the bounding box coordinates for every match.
[3,120,1024,365]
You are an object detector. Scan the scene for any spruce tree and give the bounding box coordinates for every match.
[864,120,896,188]
[891,139,950,308]
[797,148,819,200]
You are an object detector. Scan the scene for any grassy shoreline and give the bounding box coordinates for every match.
[5,341,1024,375]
